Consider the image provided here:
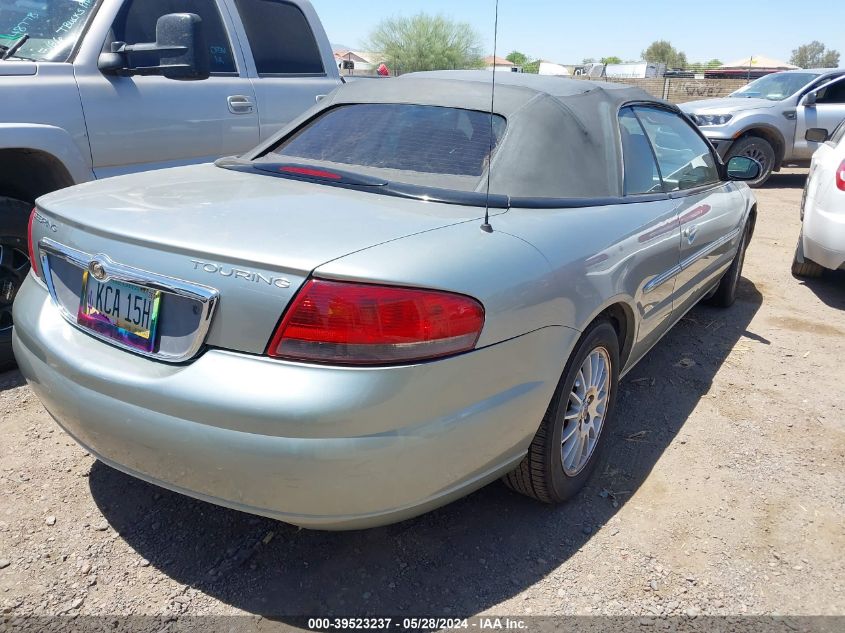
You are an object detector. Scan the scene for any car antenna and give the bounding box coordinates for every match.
[481,0,500,234]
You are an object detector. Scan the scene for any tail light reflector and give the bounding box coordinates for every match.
[267,279,485,365]
[837,159,845,191]
[27,207,39,278]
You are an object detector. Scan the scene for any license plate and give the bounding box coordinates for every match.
[77,272,162,354]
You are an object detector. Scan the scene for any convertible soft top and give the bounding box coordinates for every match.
[248,71,672,200]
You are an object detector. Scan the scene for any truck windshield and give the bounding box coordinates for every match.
[730,73,818,101]
[0,0,98,62]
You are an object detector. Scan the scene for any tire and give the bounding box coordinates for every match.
[707,221,751,308]
[0,196,32,372]
[791,237,824,278]
[503,318,620,503]
[726,136,776,188]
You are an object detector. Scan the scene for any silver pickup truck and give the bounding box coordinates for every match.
[0,0,341,369]
[681,69,845,187]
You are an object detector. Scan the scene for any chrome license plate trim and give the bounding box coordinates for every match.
[38,238,219,363]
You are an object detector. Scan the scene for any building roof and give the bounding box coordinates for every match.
[333,49,379,64]
[720,55,798,70]
[483,55,514,66]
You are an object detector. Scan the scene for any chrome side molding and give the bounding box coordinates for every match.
[644,226,742,295]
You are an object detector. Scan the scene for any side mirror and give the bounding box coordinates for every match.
[726,156,762,181]
[802,91,817,107]
[98,13,210,80]
[805,127,829,143]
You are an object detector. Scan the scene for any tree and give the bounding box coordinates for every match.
[582,57,596,64]
[688,59,723,73]
[506,51,528,67]
[523,59,541,74]
[790,41,840,68]
[365,13,483,74]
[641,40,688,69]
[600,56,622,64]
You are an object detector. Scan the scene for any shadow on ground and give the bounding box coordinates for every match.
[759,171,807,190]
[795,269,845,310]
[0,369,25,393]
[89,279,763,618]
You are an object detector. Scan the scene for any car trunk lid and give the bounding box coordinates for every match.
[33,164,492,357]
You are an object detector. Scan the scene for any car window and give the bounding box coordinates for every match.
[816,78,845,105]
[633,107,720,192]
[111,0,236,74]
[263,104,507,191]
[233,0,324,75]
[619,108,662,195]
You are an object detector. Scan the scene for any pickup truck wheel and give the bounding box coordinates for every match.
[503,319,619,503]
[727,136,775,188]
[0,197,32,372]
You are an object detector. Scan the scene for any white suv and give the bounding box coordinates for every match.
[792,122,845,277]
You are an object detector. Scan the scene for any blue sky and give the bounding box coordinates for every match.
[314,0,845,66]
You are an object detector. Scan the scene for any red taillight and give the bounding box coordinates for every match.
[27,207,39,277]
[267,279,485,365]
[837,159,845,191]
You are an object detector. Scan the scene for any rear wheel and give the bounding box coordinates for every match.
[791,237,824,278]
[0,197,32,372]
[504,319,620,503]
[727,136,775,188]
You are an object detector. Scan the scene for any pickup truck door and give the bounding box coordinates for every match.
[634,106,747,316]
[794,75,845,160]
[222,0,341,140]
[75,0,260,179]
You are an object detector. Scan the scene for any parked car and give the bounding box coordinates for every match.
[681,69,845,187]
[14,72,760,530]
[0,0,341,370]
[792,123,845,277]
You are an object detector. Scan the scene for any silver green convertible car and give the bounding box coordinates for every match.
[14,72,760,529]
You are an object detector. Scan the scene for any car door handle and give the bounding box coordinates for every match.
[682,225,699,244]
[227,95,255,114]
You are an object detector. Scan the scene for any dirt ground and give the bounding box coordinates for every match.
[1,169,843,626]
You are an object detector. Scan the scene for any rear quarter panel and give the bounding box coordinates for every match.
[806,143,837,208]
[318,197,686,375]
[314,219,566,349]
[492,199,684,369]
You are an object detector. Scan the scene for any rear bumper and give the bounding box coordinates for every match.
[803,202,845,271]
[13,276,575,529]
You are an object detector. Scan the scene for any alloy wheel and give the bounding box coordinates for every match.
[561,346,611,476]
[0,238,30,335]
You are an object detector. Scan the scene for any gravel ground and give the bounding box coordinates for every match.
[1,169,843,627]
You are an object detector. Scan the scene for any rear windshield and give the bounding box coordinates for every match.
[262,104,507,192]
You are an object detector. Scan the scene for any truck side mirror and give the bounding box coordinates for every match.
[802,91,817,107]
[805,128,829,143]
[98,13,210,80]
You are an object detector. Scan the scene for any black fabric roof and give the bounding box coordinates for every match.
[250,71,673,199]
